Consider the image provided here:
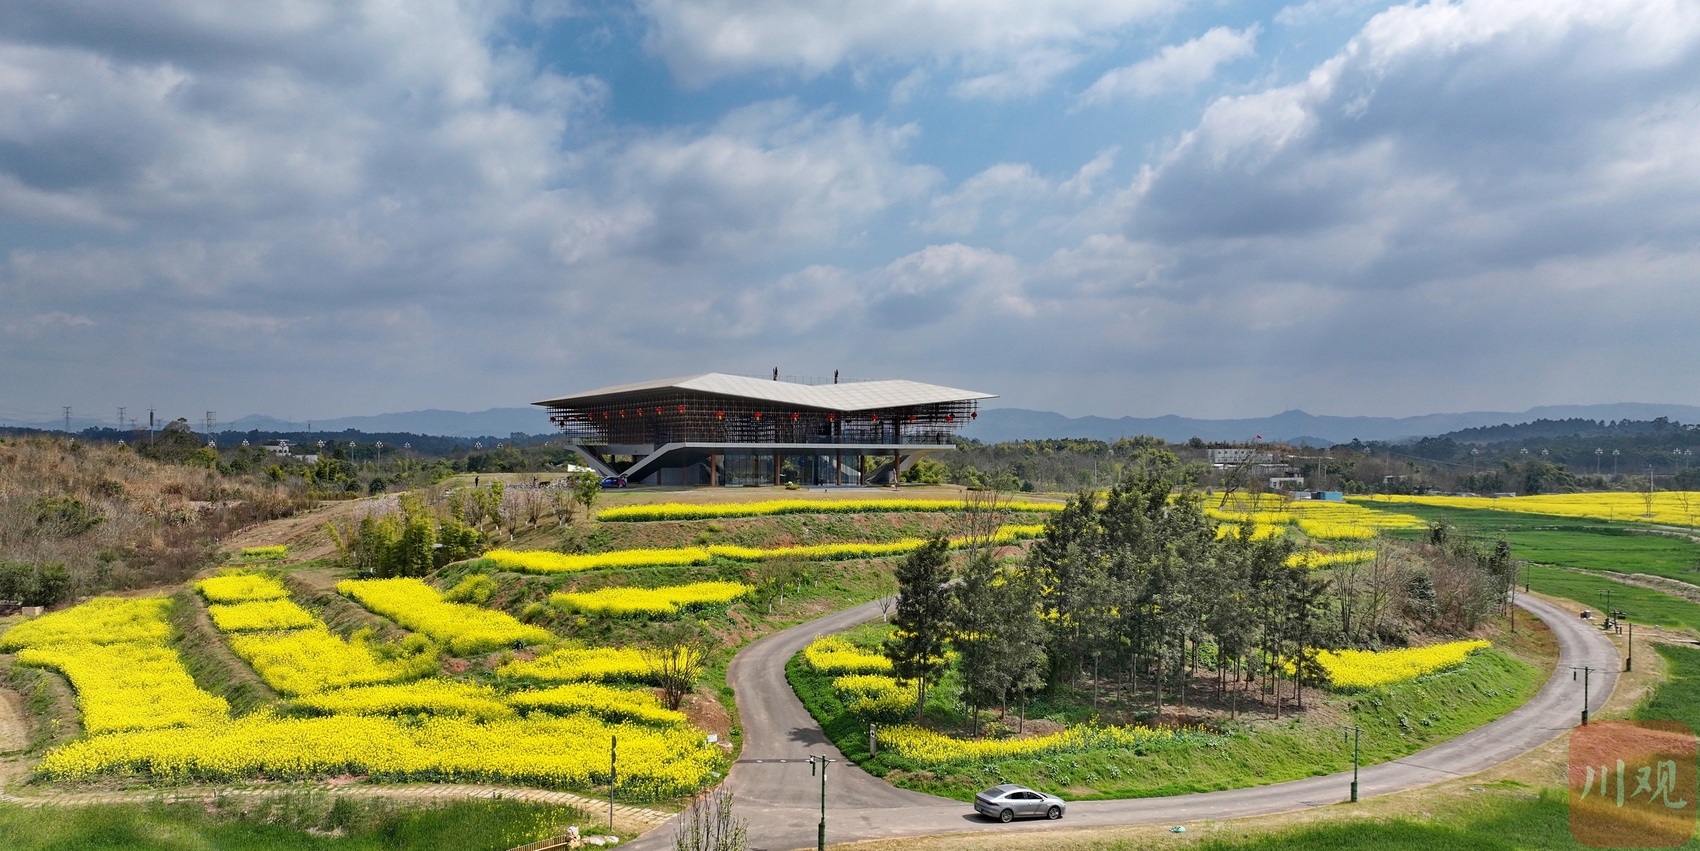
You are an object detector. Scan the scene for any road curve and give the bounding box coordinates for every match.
[627,594,1617,851]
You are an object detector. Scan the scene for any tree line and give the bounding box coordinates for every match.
[885,475,1517,727]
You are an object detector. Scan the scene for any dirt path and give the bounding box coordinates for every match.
[0,688,26,754]
[0,782,671,830]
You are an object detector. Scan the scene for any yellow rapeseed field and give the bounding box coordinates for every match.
[484,547,712,574]
[296,681,514,721]
[508,683,685,726]
[876,722,1199,764]
[831,674,913,717]
[0,597,172,650]
[16,641,231,734]
[206,599,318,632]
[228,627,422,695]
[1360,492,1700,527]
[1285,549,1377,569]
[338,578,552,655]
[550,581,752,617]
[195,572,292,604]
[803,636,892,674]
[39,712,722,800]
[596,498,1065,522]
[1295,520,1378,540]
[498,647,653,683]
[487,525,1046,576]
[237,545,289,560]
[1314,639,1492,690]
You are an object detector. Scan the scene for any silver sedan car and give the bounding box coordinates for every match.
[974,784,1066,822]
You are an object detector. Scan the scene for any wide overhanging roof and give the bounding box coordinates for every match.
[534,373,995,412]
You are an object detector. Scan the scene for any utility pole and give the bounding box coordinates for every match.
[808,753,834,851]
[1599,589,1614,627]
[1343,725,1362,802]
[148,409,156,443]
[1572,666,1594,725]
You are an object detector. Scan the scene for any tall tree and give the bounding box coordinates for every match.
[884,534,956,721]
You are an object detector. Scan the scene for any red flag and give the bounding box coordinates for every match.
[1255,435,1262,440]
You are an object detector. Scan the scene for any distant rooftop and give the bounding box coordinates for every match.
[534,372,996,413]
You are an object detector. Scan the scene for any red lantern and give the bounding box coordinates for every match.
[791,412,799,421]
[970,411,977,419]
[716,411,724,419]
[753,412,763,420]
[946,415,954,422]
[655,407,663,415]
[677,405,685,413]
[827,414,836,422]
[908,415,916,422]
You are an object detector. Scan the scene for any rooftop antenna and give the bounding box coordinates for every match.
[773,367,779,381]
[834,370,839,384]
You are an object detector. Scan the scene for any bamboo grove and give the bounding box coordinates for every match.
[887,474,1519,726]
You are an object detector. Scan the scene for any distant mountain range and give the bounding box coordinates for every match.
[957,403,1700,446]
[8,402,1699,445]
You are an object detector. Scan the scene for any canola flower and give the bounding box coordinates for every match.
[1314,639,1492,691]
[551,581,753,617]
[1285,549,1377,569]
[876,722,1205,765]
[1209,495,1425,531]
[1359,492,1700,528]
[206,599,318,633]
[1214,523,1285,541]
[296,681,513,721]
[195,572,291,604]
[0,597,172,651]
[596,498,1065,522]
[1295,520,1377,541]
[831,674,914,718]
[508,683,686,726]
[487,525,1047,576]
[229,627,422,695]
[14,642,230,734]
[39,712,722,800]
[237,545,289,560]
[803,636,892,674]
[499,646,653,683]
[485,548,712,574]
[338,578,552,655]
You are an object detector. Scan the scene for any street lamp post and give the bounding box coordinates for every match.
[1572,666,1594,725]
[808,754,834,851]
[1599,589,1614,627]
[1343,725,1362,803]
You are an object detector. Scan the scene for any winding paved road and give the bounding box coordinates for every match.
[630,594,1617,851]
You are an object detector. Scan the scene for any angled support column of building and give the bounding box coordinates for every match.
[533,372,995,487]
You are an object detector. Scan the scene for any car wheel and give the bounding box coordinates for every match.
[999,809,1014,824]
[1047,806,1062,820]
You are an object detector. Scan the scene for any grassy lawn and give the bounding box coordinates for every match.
[1364,503,1700,587]
[1524,564,1700,632]
[790,625,1545,802]
[0,797,619,851]
[1635,642,1700,731]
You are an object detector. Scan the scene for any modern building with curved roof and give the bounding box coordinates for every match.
[534,372,995,486]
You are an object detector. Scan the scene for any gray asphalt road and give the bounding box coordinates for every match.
[628,594,1616,851]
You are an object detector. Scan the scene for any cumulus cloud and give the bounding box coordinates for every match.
[635,0,1181,88]
[1079,25,1260,103]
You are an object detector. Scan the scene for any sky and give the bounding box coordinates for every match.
[3,0,1699,425]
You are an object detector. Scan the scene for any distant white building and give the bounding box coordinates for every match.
[1209,448,1274,466]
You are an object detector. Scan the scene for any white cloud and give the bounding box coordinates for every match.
[1079,25,1259,104]
[635,0,1182,87]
